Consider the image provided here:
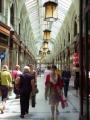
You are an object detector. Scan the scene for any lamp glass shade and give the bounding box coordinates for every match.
[43,1,58,21]
[43,41,48,49]
[43,30,51,40]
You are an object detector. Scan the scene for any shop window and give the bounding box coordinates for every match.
[10,4,14,26]
[0,0,2,12]
[74,21,77,37]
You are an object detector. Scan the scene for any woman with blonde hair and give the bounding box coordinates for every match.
[0,65,12,111]
[45,65,63,120]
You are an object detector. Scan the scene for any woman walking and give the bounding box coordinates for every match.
[15,66,35,118]
[0,65,12,112]
[45,65,63,120]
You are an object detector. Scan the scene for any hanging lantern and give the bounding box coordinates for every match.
[43,0,58,21]
[43,41,48,50]
[43,29,51,40]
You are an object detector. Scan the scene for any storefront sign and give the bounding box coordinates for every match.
[73,52,79,65]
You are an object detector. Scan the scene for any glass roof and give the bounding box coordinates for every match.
[25,0,72,51]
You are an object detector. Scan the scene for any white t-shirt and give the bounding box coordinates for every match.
[44,69,51,83]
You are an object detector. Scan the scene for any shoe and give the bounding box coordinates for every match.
[20,115,24,118]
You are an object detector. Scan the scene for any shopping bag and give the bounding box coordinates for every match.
[60,95,68,109]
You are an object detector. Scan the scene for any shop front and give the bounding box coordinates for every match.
[10,31,35,70]
[0,21,10,69]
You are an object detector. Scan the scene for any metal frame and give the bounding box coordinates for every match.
[79,0,90,119]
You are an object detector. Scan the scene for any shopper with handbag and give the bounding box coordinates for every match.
[15,66,35,118]
[45,65,63,120]
[0,65,12,111]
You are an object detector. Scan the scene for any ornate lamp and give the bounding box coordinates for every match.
[43,0,58,21]
[43,41,48,50]
[43,51,47,56]
[43,29,51,40]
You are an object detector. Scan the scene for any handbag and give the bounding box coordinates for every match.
[60,95,68,109]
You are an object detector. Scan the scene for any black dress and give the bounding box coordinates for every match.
[74,71,80,90]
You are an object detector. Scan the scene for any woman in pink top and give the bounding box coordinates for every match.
[12,65,22,99]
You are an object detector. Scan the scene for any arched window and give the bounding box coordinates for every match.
[10,4,14,26]
[74,21,77,36]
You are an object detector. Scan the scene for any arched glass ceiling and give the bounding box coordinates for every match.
[25,0,42,41]
[25,0,72,43]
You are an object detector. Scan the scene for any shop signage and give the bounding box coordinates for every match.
[73,52,79,65]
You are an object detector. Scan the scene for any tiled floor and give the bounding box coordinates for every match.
[0,75,80,120]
